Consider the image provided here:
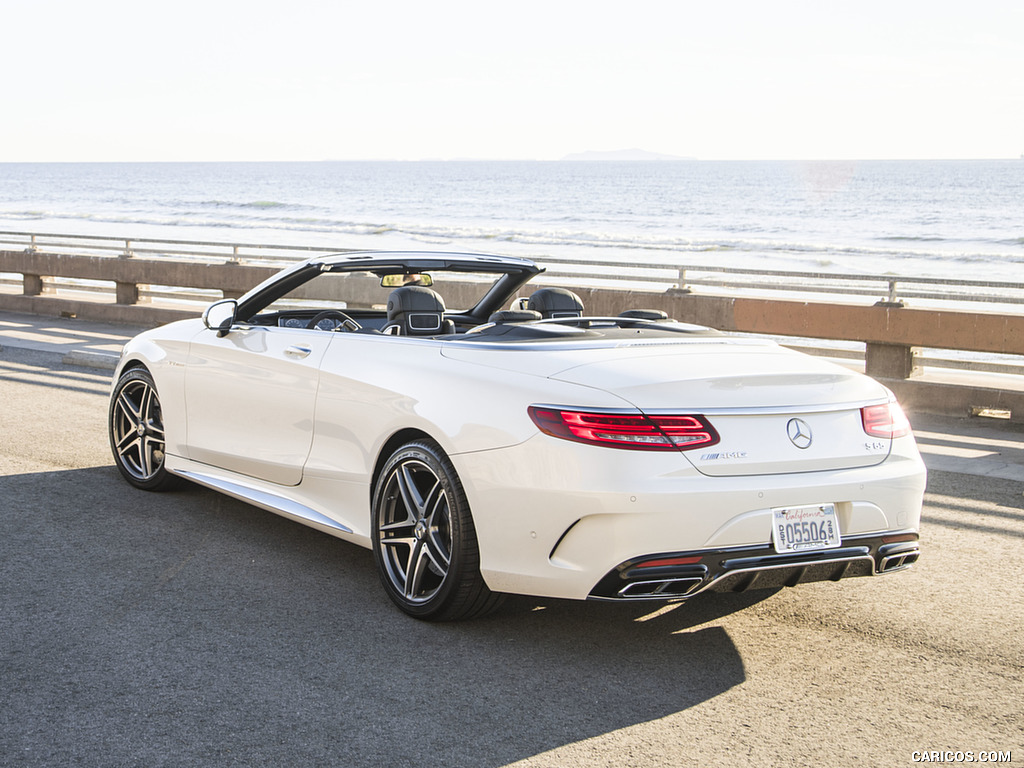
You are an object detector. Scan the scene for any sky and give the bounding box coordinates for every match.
[3,0,1022,162]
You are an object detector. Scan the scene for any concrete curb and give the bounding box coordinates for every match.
[0,342,118,373]
[61,349,119,371]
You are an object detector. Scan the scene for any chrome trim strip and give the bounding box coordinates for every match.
[530,400,889,418]
[644,400,890,417]
[174,469,353,534]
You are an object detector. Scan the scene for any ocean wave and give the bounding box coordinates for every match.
[3,208,1022,275]
[196,199,301,210]
[878,235,949,243]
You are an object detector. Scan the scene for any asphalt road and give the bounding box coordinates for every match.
[1,347,1021,768]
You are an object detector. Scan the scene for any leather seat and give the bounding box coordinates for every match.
[527,288,584,319]
[385,286,455,336]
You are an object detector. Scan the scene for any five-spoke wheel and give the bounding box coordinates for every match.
[109,367,178,491]
[372,439,502,620]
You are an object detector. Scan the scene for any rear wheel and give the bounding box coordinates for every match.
[372,439,503,620]
[109,367,178,491]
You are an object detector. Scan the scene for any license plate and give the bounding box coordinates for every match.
[771,503,841,553]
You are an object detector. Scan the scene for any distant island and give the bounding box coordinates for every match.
[560,148,696,162]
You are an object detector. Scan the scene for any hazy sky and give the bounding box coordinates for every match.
[4,0,1022,161]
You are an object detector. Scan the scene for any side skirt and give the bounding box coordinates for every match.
[166,456,355,538]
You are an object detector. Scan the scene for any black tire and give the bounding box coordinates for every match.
[109,367,179,491]
[372,439,503,621]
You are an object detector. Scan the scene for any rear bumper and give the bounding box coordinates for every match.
[588,532,921,601]
[455,433,925,601]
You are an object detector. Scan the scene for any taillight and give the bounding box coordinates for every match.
[635,555,704,568]
[861,401,911,438]
[528,406,719,451]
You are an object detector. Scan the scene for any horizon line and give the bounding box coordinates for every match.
[1,156,1021,164]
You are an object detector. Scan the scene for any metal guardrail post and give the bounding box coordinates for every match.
[675,267,692,294]
[874,279,905,308]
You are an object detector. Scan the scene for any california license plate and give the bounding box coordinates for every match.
[771,504,841,553]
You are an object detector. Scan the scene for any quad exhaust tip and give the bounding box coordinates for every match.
[879,547,920,573]
[618,577,704,598]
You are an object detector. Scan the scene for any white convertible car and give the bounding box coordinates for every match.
[109,251,926,620]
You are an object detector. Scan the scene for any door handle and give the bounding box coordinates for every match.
[284,346,312,358]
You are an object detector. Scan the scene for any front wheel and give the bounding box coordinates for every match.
[372,439,503,621]
[109,367,179,491]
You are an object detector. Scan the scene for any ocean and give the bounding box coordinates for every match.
[0,159,1021,281]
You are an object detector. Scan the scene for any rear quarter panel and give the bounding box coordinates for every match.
[302,333,634,482]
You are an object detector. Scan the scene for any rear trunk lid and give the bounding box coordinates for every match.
[546,341,893,476]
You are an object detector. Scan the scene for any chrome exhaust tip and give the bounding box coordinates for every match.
[618,576,705,598]
[878,544,920,573]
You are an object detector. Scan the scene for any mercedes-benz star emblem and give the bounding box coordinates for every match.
[786,418,813,449]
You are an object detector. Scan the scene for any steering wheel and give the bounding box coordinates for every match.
[305,310,362,332]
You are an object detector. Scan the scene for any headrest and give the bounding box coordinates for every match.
[387,286,447,335]
[527,288,584,319]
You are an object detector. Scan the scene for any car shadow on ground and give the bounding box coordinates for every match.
[8,464,1024,767]
[0,465,765,767]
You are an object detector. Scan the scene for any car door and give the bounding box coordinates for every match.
[183,323,333,486]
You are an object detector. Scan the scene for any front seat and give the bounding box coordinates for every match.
[527,288,584,319]
[385,286,455,335]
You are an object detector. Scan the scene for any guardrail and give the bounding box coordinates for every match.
[1,230,1023,420]
[2,230,1022,308]
[543,258,1024,308]
[0,230,352,265]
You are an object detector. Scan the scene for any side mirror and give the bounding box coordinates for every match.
[202,299,238,337]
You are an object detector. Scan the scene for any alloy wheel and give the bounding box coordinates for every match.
[376,456,454,604]
[110,371,169,486]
